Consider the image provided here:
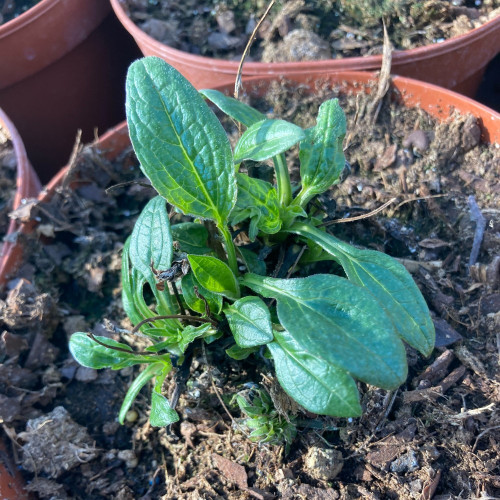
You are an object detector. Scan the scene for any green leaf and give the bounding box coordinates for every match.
[122,237,144,326]
[280,204,307,227]
[296,99,346,205]
[126,57,236,224]
[119,363,163,424]
[225,344,259,360]
[69,333,162,370]
[231,174,281,240]
[150,390,179,427]
[241,273,407,389]
[181,272,223,315]
[238,248,266,276]
[268,329,361,417]
[199,89,265,127]
[289,222,435,356]
[188,254,240,299]
[233,119,306,164]
[129,196,172,285]
[177,323,213,353]
[171,222,211,254]
[225,296,273,348]
[122,238,181,337]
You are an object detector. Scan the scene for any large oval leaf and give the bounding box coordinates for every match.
[129,196,172,285]
[241,273,407,389]
[289,222,435,356]
[225,296,273,348]
[296,99,346,206]
[268,329,361,417]
[126,57,236,224]
[233,119,306,164]
[199,89,265,127]
[188,254,240,299]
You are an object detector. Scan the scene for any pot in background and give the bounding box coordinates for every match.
[0,0,141,183]
[0,108,41,289]
[110,0,500,96]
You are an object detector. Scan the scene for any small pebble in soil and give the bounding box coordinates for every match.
[125,409,139,423]
[118,449,139,468]
[390,449,419,473]
[304,446,344,480]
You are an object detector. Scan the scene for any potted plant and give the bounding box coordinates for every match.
[0,0,141,183]
[3,65,498,498]
[110,0,500,95]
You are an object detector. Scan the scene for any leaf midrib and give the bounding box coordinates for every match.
[142,64,222,223]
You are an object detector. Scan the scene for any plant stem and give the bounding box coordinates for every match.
[218,224,239,275]
[132,314,217,333]
[291,186,313,211]
[273,153,292,206]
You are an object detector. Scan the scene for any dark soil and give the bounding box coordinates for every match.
[122,0,500,61]
[0,126,18,242]
[0,0,41,25]
[0,76,499,499]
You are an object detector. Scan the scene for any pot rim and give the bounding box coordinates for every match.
[0,0,61,38]
[110,0,500,72]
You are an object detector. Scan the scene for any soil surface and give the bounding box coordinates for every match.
[0,0,40,25]
[0,76,499,499]
[0,125,18,243]
[122,0,500,61]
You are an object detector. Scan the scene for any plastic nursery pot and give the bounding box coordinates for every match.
[110,0,500,95]
[0,107,41,290]
[0,0,142,183]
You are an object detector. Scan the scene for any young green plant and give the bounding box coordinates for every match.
[69,56,435,428]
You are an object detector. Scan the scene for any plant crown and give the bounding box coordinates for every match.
[69,57,435,427]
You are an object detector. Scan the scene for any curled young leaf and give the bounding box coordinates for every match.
[231,174,281,240]
[233,119,306,164]
[296,99,346,207]
[199,89,265,127]
[129,196,172,286]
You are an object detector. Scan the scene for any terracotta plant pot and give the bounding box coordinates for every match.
[28,70,499,277]
[0,440,29,500]
[110,0,500,95]
[3,71,498,498]
[0,108,41,289]
[0,0,141,183]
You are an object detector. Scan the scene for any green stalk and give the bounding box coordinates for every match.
[290,186,314,211]
[273,153,292,207]
[218,224,239,276]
